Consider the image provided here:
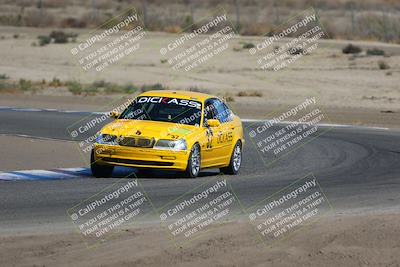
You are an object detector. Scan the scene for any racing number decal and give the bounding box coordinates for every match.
[166,133,179,139]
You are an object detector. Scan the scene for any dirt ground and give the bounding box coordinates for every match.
[1,25,399,129]
[0,26,399,113]
[0,212,399,267]
[1,26,400,267]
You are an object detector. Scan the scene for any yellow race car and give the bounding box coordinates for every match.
[91,90,244,178]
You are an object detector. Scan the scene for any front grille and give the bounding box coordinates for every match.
[118,137,154,148]
[102,158,173,166]
[137,138,153,147]
[118,137,136,147]
[102,134,118,143]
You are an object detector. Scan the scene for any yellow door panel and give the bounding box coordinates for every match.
[202,123,234,167]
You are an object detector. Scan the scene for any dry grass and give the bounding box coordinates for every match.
[237,90,263,97]
[222,93,235,102]
[0,77,45,93]
[0,0,399,42]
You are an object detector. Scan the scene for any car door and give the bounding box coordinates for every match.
[213,99,235,163]
[201,98,233,167]
[200,99,218,167]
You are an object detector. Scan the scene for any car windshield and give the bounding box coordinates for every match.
[119,96,203,126]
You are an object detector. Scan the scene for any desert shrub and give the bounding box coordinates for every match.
[378,60,390,70]
[37,31,77,46]
[252,91,263,97]
[18,79,32,91]
[49,31,68,43]
[66,81,83,95]
[237,90,263,97]
[92,80,110,88]
[288,46,303,55]
[49,77,62,87]
[37,35,51,46]
[140,83,165,92]
[0,74,9,79]
[160,59,168,64]
[367,48,385,56]
[0,80,16,92]
[13,34,19,39]
[82,86,98,95]
[242,42,255,49]
[342,44,362,54]
[221,93,235,102]
[123,84,138,94]
[224,95,235,102]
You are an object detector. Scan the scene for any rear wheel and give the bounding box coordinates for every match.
[220,141,242,175]
[184,144,201,178]
[91,150,114,178]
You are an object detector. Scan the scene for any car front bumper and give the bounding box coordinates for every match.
[93,144,189,171]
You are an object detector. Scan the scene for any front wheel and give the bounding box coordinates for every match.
[220,141,242,175]
[184,144,201,178]
[91,150,114,178]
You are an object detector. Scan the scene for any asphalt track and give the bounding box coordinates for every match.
[1,108,400,232]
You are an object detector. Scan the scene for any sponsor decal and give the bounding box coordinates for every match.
[137,96,202,109]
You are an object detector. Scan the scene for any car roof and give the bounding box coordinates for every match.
[138,90,216,102]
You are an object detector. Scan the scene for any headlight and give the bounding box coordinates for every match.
[96,134,118,145]
[154,139,187,151]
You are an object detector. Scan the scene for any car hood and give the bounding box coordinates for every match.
[100,119,197,140]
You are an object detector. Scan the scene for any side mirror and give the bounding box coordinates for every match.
[206,119,220,127]
[109,111,120,119]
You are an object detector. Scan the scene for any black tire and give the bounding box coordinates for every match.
[184,144,201,178]
[90,150,114,178]
[220,141,242,175]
